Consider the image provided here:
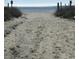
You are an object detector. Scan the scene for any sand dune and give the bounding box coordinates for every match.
[4,13,75,59]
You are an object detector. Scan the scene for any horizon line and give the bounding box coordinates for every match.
[4,3,75,7]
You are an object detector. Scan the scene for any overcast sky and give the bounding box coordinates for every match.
[5,0,75,7]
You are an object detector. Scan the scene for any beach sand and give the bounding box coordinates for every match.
[4,13,75,59]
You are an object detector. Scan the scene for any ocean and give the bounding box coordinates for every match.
[17,7,57,13]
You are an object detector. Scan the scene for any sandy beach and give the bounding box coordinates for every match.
[4,13,75,59]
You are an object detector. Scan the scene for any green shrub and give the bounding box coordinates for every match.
[55,6,75,19]
[9,7,22,18]
[4,7,22,21]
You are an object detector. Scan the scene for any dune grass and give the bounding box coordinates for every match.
[4,7,22,21]
[55,6,75,19]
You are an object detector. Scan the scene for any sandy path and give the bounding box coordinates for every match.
[4,13,75,59]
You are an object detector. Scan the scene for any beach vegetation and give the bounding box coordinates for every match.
[4,7,22,21]
[55,0,75,19]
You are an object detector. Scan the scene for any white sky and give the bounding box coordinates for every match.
[5,0,75,7]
